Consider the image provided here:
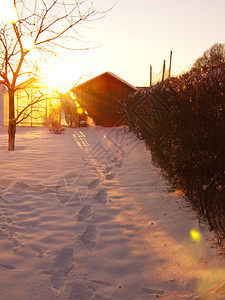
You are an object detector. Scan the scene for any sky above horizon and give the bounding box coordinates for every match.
[61,0,224,87]
[2,0,225,89]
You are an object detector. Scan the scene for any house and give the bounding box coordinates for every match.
[71,72,137,126]
[2,78,64,127]
[0,83,6,126]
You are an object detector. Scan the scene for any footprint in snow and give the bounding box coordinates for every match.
[116,160,124,168]
[0,186,3,198]
[88,178,101,189]
[69,281,95,300]
[50,246,74,290]
[94,190,108,204]
[103,166,114,174]
[0,263,16,270]
[77,204,92,222]
[79,226,96,250]
[105,173,116,180]
[8,237,20,247]
[142,287,164,296]
[91,279,113,287]
[6,217,12,224]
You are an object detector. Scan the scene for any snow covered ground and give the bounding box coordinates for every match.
[0,126,225,300]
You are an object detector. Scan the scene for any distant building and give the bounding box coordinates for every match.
[2,78,63,126]
[2,72,137,128]
[71,72,137,126]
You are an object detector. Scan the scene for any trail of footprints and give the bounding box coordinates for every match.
[0,158,175,298]
[0,177,199,299]
[50,160,120,291]
[76,162,116,251]
[1,148,170,297]
[0,136,202,299]
[0,214,21,270]
[0,151,122,293]
[61,154,182,299]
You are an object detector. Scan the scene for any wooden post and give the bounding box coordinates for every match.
[150,65,152,87]
[162,60,166,81]
[168,50,173,77]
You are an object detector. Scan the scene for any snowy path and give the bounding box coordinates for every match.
[0,126,225,299]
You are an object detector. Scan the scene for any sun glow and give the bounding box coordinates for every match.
[22,36,34,50]
[0,0,17,23]
[87,116,95,127]
[41,63,77,95]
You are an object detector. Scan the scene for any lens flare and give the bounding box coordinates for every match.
[190,229,202,242]
[197,268,225,296]
[70,92,76,99]
[77,107,83,114]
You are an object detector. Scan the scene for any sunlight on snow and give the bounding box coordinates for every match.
[73,133,88,149]
[197,268,225,296]
[177,238,203,266]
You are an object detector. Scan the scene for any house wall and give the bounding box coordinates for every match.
[15,85,48,126]
[0,94,2,126]
[0,84,5,126]
[2,82,62,127]
[3,91,9,126]
[75,73,136,126]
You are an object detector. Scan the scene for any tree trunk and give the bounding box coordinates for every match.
[8,89,16,151]
[8,119,16,151]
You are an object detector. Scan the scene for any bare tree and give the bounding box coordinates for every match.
[0,0,107,150]
[193,43,225,69]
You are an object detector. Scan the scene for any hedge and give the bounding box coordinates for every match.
[123,65,225,244]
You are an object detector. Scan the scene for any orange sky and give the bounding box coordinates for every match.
[58,0,225,87]
[2,0,225,89]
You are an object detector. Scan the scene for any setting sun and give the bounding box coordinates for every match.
[22,36,34,51]
[0,0,17,23]
[41,62,77,94]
